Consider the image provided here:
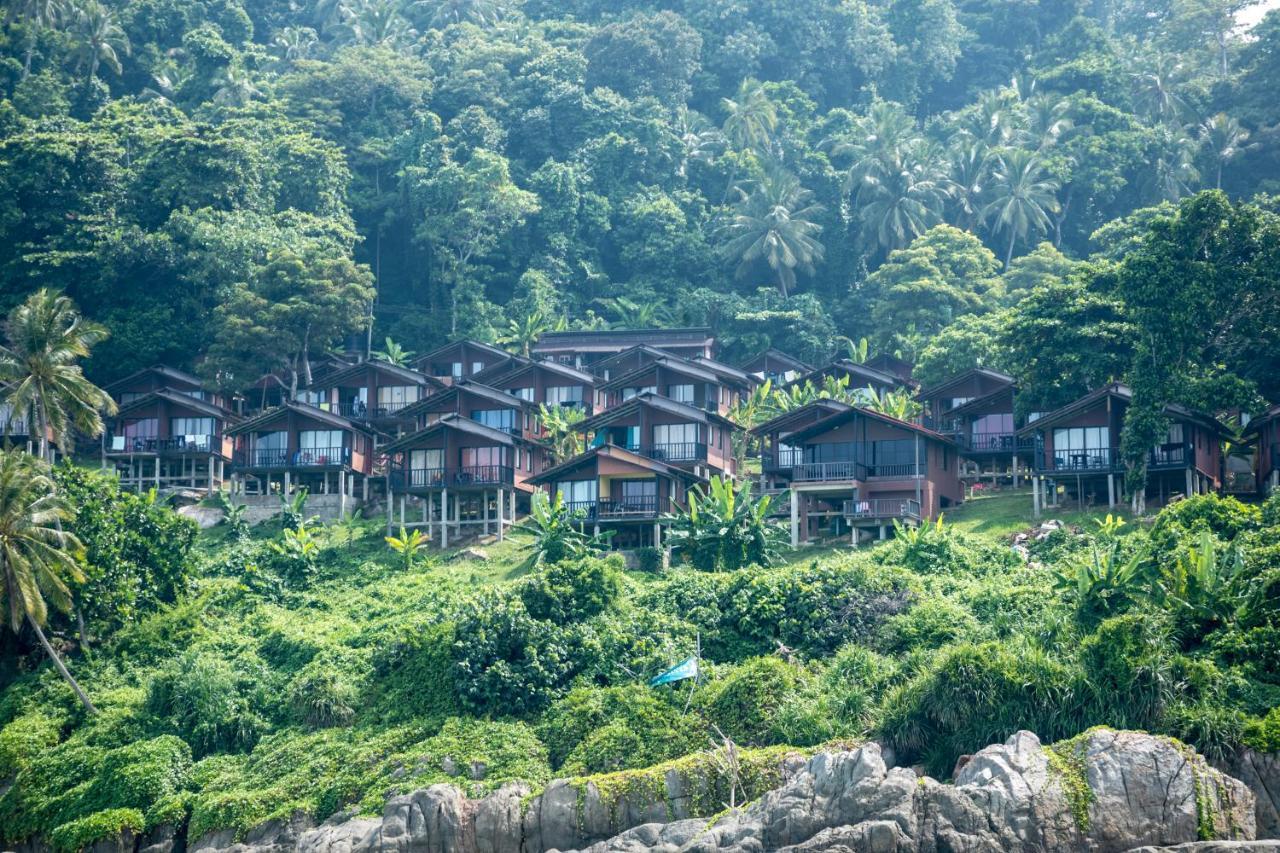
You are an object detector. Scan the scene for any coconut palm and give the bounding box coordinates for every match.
[0,290,116,462]
[212,65,262,106]
[981,149,1061,267]
[1024,94,1074,150]
[1144,127,1202,202]
[415,0,507,29]
[334,0,415,46]
[6,0,65,79]
[720,79,777,153]
[855,144,949,255]
[499,311,552,357]
[675,107,725,177]
[718,169,825,298]
[1131,55,1190,125]
[272,26,318,63]
[1198,112,1250,190]
[67,0,129,88]
[373,337,414,366]
[0,450,96,713]
[945,139,991,231]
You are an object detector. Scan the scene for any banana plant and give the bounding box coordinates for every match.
[386,525,429,571]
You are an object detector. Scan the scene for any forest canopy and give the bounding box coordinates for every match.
[2,0,1279,404]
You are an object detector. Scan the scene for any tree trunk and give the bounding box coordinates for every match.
[36,401,50,463]
[29,617,98,714]
[1005,229,1017,268]
[76,606,91,654]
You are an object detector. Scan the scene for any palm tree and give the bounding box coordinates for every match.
[415,0,507,28]
[592,297,673,329]
[335,0,415,46]
[1024,94,1074,150]
[499,311,552,357]
[0,450,97,713]
[1198,113,1250,190]
[862,386,923,421]
[212,65,262,107]
[675,107,725,177]
[68,0,129,89]
[1144,127,1202,202]
[946,139,991,231]
[855,147,949,255]
[720,79,777,153]
[5,0,64,79]
[373,337,414,366]
[538,403,587,463]
[981,149,1061,267]
[0,289,116,462]
[1131,55,1189,126]
[718,169,826,298]
[272,26,318,63]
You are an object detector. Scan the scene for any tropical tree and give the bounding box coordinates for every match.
[1198,112,1250,189]
[271,26,318,64]
[386,526,430,572]
[373,337,414,366]
[539,403,587,462]
[726,379,772,469]
[6,0,64,79]
[981,149,1061,266]
[0,450,97,713]
[415,0,507,28]
[593,297,673,330]
[500,310,552,357]
[837,336,870,364]
[334,0,416,47]
[513,491,612,572]
[0,289,116,462]
[67,0,129,88]
[863,386,923,421]
[663,476,784,572]
[720,78,777,153]
[718,169,825,298]
[853,143,949,255]
[212,65,262,107]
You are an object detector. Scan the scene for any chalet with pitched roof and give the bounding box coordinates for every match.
[1245,404,1280,497]
[1018,383,1229,514]
[411,340,511,384]
[105,365,230,411]
[533,328,715,369]
[599,356,742,416]
[575,392,738,479]
[102,389,237,493]
[483,358,603,413]
[917,369,1036,482]
[738,349,813,386]
[528,444,703,550]
[399,381,543,441]
[788,360,902,397]
[304,360,443,430]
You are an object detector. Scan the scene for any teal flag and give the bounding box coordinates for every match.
[649,656,698,686]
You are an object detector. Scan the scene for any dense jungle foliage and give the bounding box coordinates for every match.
[2,0,1280,414]
[3,478,1280,849]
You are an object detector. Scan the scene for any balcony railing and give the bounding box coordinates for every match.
[1148,443,1191,469]
[958,432,1039,453]
[455,465,513,485]
[762,449,804,470]
[563,497,663,520]
[109,435,221,454]
[1,419,30,435]
[1041,448,1122,473]
[237,446,351,469]
[842,498,922,521]
[392,466,514,489]
[867,463,926,479]
[791,461,869,483]
[338,401,418,419]
[644,443,706,463]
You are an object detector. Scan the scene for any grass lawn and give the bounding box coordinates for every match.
[946,486,1132,538]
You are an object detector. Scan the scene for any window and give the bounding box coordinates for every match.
[1052,427,1111,469]
[300,429,344,451]
[180,389,208,401]
[971,413,1015,450]
[472,408,516,432]
[510,386,536,402]
[947,397,974,410]
[171,417,216,448]
[377,385,420,411]
[118,392,144,405]
[653,423,698,452]
[556,480,597,506]
[252,430,288,464]
[872,440,925,474]
[122,418,158,448]
[617,479,656,510]
[461,446,507,469]
[667,384,695,403]
[472,361,484,374]
[296,389,326,408]
[546,385,584,407]
[410,448,443,471]
[451,361,464,379]
[622,386,656,400]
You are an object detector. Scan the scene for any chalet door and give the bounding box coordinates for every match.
[617,479,656,513]
[171,417,216,450]
[253,431,288,466]
[299,429,345,465]
[557,479,597,513]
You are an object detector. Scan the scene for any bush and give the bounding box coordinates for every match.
[876,597,983,654]
[1148,493,1260,559]
[49,808,144,853]
[145,650,274,757]
[1244,706,1280,753]
[286,651,364,729]
[698,656,805,746]
[874,522,1019,577]
[634,546,665,574]
[80,736,193,816]
[0,709,64,779]
[878,641,1087,776]
[563,720,647,775]
[1262,493,1280,527]
[538,685,703,770]
[1164,701,1247,763]
[520,556,623,622]
[368,622,461,724]
[1079,613,1175,730]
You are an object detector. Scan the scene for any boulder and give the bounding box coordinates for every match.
[177,504,225,529]
[1218,748,1280,839]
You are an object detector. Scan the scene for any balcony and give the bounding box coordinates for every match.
[791,461,869,483]
[393,465,514,489]
[762,449,804,471]
[1148,443,1192,469]
[108,435,222,455]
[562,496,664,520]
[643,443,706,463]
[1,418,30,436]
[956,432,1039,454]
[236,446,351,469]
[866,463,927,479]
[338,401,418,420]
[842,498,922,521]
[1040,448,1122,473]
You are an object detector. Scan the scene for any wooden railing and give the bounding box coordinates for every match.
[563,497,663,519]
[842,498,922,521]
[1040,448,1122,472]
[957,432,1039,453]
[791,461,869,482]
[109,435,221,454]
[236,446,351,468]
[393,465,514,488]
[644,443,706,463]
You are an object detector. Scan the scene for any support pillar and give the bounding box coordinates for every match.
[1032,476,1040,518]
[880,524,888,541]
[1185,467,1194,499]
[497,489,505,542]
[1107,473,1116,509]
[653,522,661,548]
[483,489,491,535]
[441,487,449,549]
[386,485,394,534]
[790,489,799,548]
[284,470,292,496]
[339,470,347,517]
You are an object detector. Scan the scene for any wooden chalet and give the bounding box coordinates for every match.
[770,406,964,547]
[227,401,375,511]
[102,389,236,493]
[105,365,230,410]
[306,360,443,431]
[243,354,354,414]
[865,354,916,388]
[382,413,549,546]
[482,358,604,414]
[691,356,760,396]
[1245,404,1280,497]
[528,444,703,549]
[752,399,854,493]
[410,340,511,385]
[1018,383,1229,514]
[590,345,678,381]
[917,369,1035,483]
[599,355,742,416]
[533,327,715,369]
[399,381,543,441]
[787,360,903,397]
[575,392,738,479]
[738,349,813,386]
[0,394,39,449]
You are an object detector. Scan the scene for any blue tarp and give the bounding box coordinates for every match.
[649,656,699,686]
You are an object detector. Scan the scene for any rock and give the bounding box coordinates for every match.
[1217,748,1280,839]
[137,823,179,853]
[452,548,489,562]
[178,504,225,529]
[192,811,316,853]
[441,756,460,776]
[1124,844,1280,852]
[470,760,488,781]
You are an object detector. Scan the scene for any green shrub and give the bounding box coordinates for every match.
[878,641,1087,776]
[876,597,983,654]
[286,651,363,729]
[80,736,193,816]
[634,546,665,574]
[1164,701,1247,763]
[538,685,703,770]
[1148,494,1260,560]
[1209,625,1280,684]
[145,650,274,757]
[1079,613,1175,730]
[874,523,1019,577]
[698,656,805,746]
[521,555,623,622]
[562,720,647,775]
[1262,493,1280,527]
[49,808,144,853]
[368,622,461,724]
[1244,706,1280,752]
[0,709,64,779]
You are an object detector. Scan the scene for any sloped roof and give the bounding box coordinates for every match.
[738,348,813,375]
[114,389,232,421]
[599,356,720,392]
[227,400,370,436]
[527,442,702,485]
[691,356,757,387]
[576,391,739,433]
[319,359,441,389]
[105,365,204,393]
[398,381,534,420]
[750,399,853,437]
[916,367,1015,401]
[380,413,516,453]
[786,406,957,446]
[1017,383,1230,438]
[789,360,900,391]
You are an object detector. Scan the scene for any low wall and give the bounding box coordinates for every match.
[233,494,362,524]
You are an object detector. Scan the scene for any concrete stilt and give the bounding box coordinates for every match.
[1107,473,1116,508]
[497,488,505,542]
[441,487,449,549]
[790,489,799,548]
